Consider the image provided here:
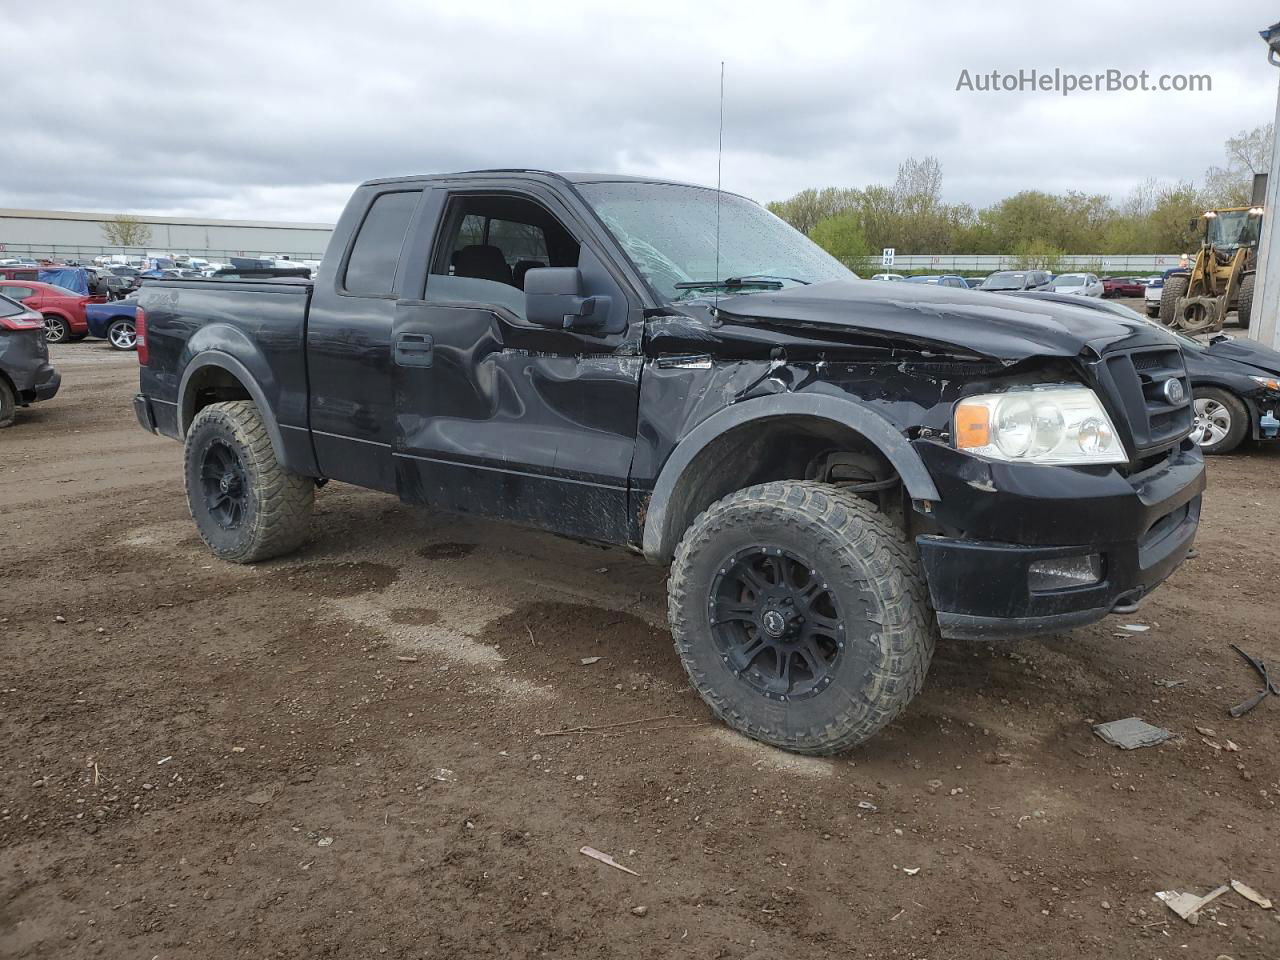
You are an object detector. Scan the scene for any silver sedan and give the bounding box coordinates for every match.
[1048,273,1104,298]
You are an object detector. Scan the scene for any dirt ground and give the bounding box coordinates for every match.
[3,341,1279,960]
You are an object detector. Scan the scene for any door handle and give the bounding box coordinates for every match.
[394,332,434,368]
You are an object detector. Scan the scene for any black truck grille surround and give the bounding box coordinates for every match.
[1096,346,1193,457]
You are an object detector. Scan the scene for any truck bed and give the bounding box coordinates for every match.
[135,278,314,463]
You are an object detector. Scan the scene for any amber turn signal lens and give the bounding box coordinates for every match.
[954,403,990,449]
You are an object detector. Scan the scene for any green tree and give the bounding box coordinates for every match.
[810,213,872,266]
[1010,240,1066,272]
[1146,184,1204,253]
[767,187,861,234]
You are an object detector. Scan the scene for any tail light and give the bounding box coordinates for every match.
[0,311,44,331]
[135,307,149,365]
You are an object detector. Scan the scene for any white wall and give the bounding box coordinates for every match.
[0,209,334,260]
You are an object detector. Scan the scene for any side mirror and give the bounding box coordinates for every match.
[524,267,611,331]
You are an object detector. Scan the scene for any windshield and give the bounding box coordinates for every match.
[979,272,1027,291]
[1207,210,1262,249]
[577,181,855,302]
[1054,274,1084,286]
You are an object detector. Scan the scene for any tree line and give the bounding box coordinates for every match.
[766,125,1272,270]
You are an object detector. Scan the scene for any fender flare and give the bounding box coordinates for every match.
[178,352,288,464]
[641,392,941,560]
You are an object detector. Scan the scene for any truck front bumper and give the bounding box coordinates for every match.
[913,438,1205,640]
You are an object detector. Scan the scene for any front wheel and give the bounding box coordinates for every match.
[668,481,936,755]
[184,400,314,562]
[1192,387,1248,455]
[106,318,137,350]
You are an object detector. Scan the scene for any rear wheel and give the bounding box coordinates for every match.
[106,318,137,350]
[184,400,314,562]
[0,377,15,428]
[1236,273,1255,329]
[1192,387,1248,455]
[1160,274,1188,327]
[42,315,68,343]
[668,480,936,755]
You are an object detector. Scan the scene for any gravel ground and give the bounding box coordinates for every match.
[2,342,1278,959]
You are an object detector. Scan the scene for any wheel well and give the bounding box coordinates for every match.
[656,415,901,558]
[182,365,253,434]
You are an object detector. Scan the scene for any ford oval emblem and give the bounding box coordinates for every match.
[1163,378,1185,405]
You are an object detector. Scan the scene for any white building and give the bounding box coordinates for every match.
[0,208,335,262]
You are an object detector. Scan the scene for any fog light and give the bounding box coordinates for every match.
[1028,554,1102,591]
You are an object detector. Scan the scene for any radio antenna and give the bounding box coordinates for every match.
[714,60,724,309]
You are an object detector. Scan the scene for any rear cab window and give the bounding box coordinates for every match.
[342,190,422,297]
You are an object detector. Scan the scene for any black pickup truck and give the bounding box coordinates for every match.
[133,170,1205,755]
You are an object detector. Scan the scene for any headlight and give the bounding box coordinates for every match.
[953,385,1126,465]
[1249,375,1280,392]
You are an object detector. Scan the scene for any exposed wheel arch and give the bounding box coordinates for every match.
[179,353,288,467]
[641,394,940,562]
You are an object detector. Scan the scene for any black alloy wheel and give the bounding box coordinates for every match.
[709,546,847,702]
[199,438,250,529]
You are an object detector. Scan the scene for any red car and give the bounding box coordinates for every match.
[1102,276,1147,298]
[0,279,101,343]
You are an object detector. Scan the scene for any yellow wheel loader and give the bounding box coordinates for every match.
[1159,205,1263,334]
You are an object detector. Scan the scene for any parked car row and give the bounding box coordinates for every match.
[870,271,1159,300]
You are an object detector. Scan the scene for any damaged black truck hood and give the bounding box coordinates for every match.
[708,279,1156,362]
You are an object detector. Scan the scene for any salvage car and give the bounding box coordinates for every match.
[85,298,140,350]
[1102,276,1147,298]
[1014,291,1280,454]
[0,292,60,427]
[0,279,94,343]
[1048,273,1104,298]
[133,170,1205,756]
[977,270,1054,292]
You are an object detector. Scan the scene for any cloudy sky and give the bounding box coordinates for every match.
[3,0,1277,223]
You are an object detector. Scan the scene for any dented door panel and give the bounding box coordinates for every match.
[393,301,643,542]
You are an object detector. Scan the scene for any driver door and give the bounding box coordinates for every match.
[392,185,643,544]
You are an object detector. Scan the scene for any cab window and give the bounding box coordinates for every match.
[427,194,579,320]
